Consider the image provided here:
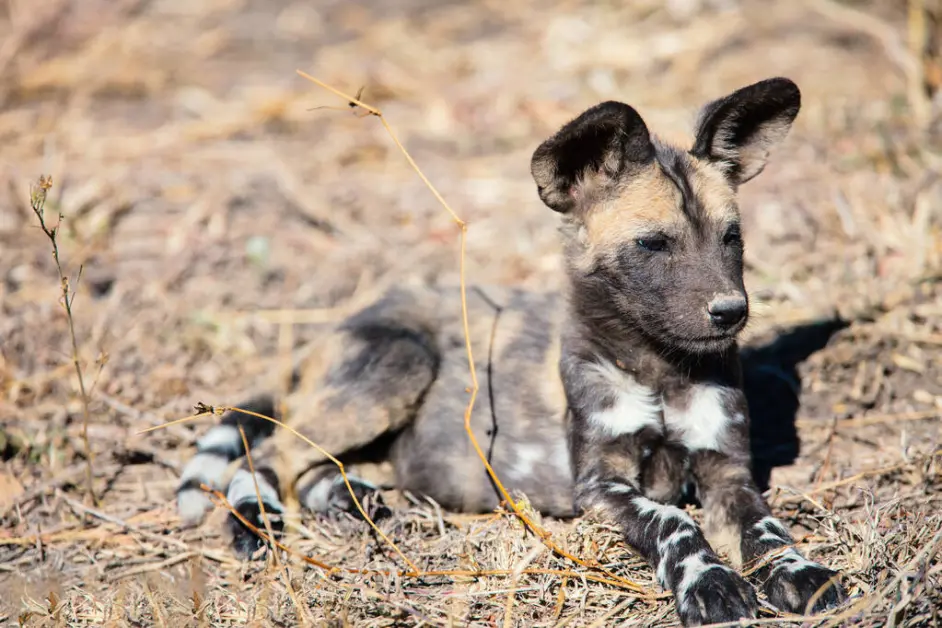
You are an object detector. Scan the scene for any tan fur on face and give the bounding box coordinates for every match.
[582,162,679,247]
[689,156,739,224]
[569,148,739,274]
[565,162,677,274]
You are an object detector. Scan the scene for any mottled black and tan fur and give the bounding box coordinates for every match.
[176,78,845,626]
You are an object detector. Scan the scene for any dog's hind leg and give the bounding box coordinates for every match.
[295,461,394,523]
[222,290,442,557]
[176,396,278,525]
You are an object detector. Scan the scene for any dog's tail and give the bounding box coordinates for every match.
[176,396,277,525]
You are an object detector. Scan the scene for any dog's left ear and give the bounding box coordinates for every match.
[691,77,801,185]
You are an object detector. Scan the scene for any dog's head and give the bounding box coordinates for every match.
[531,78,800,354]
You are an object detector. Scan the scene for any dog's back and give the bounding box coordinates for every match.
[390,285,575,517]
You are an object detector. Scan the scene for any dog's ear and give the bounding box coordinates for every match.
[531,101,654,213]
[691,77,801,185]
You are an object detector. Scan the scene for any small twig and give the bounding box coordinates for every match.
[29,175,96,507]
[502,579,516,628]
[908,0,929,125]
[553,574,569,620]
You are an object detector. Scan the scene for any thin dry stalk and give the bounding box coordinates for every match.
[106,551,198,582]
[229,404,417,571]
[28,174,96,506]
[54,490,233,564]
[143,405,417,575]
[237,425,311,626]
[812,415,841,491]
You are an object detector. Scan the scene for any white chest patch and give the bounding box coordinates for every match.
[586,361,662,437]
[663,384,743,452]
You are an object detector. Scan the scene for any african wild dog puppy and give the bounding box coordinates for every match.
[175,78,845,625]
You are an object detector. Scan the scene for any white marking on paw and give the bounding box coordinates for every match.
[632,495,697,530]
[177,489,213,524]
[586,361,662,437]
[303,473,378,512]
[755,516,792,544]
[656,527,696,586]
[603,481,636,494]
[178,452,230,488]
[197,425,241,454]
[227,469,283,511]
[177,452,232,523]
[676,551,727,604]
[770,548,820,576]
[663,384,743,451]
[302,475,334,512]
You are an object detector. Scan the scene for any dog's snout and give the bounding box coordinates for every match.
[707,295,747,328]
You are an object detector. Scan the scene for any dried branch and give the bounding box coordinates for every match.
[29,175,96,507]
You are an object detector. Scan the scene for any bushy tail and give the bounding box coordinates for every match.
[176,396,277,525]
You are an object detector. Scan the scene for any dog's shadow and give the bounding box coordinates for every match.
[740,316,849,492]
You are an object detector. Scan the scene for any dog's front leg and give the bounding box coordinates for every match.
[685,389,846,616]
[566,361,757,626]
[573,447,758,626]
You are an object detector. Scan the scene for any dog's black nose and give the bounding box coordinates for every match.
[707,296,747,328]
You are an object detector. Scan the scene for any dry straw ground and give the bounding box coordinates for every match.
[1,0,941,625]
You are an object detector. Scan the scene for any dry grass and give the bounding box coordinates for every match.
[1,0,941,626]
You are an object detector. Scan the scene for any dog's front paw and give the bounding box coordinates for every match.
[673,555,758,626]
[226,499,284,559]
[762,550,845,615]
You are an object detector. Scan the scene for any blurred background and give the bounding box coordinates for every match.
[1,0,940,624]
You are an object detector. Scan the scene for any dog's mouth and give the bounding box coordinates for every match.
[662,331,740,354]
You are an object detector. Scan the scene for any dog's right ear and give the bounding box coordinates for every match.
[530,101,654,214]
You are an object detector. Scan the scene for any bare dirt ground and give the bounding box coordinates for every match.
[1,0,941,625]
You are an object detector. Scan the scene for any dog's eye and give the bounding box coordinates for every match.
[723,225,742,246]
[636,237,669,252]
